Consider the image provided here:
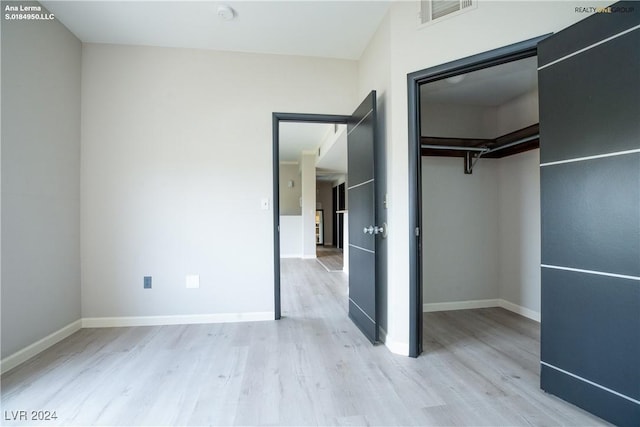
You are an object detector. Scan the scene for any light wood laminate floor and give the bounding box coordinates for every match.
[316,246,344,272]
[1,259,607,426]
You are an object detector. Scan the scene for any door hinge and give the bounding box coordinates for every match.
[415,227,420,237]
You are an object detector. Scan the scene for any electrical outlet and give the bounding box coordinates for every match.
[144,276,152,289]
[186,274,199,289]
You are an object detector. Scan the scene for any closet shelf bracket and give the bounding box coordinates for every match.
[464,147,490,174]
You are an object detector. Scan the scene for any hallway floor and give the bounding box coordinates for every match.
[316,245,344,272]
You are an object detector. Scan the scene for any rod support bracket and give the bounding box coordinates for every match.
[464,147,490,174]
[464,152,474,174]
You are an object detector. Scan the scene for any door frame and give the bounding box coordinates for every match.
[272,112,350,319]
[406,34,550,357]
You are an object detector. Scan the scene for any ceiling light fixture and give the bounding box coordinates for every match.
[217,5,236,21]
[446,75,465,84]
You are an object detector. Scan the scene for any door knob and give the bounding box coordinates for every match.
[363,223,388,238]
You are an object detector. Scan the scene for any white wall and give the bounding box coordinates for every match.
[498,149,541,314]
[495,90,541,315]
[81,44,357,318]
[422,157,500,303]
[420,102,496,139]
[496,89,539,136]
[317,124,347,172]
[421,80,540,316]
[1,9,81,358]
[422,89,539,140]
[421,152,540,316]
[279,216,303,258]
[300,152,316,258]
[279,163,301,216]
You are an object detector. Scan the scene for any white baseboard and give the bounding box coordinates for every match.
[82,311,275,328]
[423,299,500,312]
[379,327,409,356]
[2,312,275,374]
[423,298,540,323]
[1,319,82,375]
[280,255,317,259]
[384,335,410,356]
[498,299,541,322]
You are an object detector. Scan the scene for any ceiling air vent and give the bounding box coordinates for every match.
[419,0,475,26]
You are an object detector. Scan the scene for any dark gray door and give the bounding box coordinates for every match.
[347,91,380,343]
[538,3,639,425]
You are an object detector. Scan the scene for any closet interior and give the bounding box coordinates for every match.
[420,56,542,319]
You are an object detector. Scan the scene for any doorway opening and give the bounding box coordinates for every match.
[272,113,350,320]
[277,121,349,274]
[407,35,549,357]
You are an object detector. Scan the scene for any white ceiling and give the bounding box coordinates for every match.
[41,0,391,60]
[279,122,332,163]
[279,122,347,180]
[316,125,347,180]
[420,56,538,106]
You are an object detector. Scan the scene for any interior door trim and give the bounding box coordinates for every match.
[406,34,551,357]
[272,112,350,320]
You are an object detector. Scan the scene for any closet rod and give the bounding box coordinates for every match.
[420,144,488,152]
[421,133,539,154]
[486,134,539,154]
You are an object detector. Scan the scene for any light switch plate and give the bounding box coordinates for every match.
[261,198,269,210]
[186,274,199,289]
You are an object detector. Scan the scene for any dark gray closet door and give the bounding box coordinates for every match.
[347,91,379,343]
[538,2,640,425]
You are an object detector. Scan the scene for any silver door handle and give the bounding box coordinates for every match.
[363,223,388,238]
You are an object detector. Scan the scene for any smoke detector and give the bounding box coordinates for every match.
[217,5,236,21]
